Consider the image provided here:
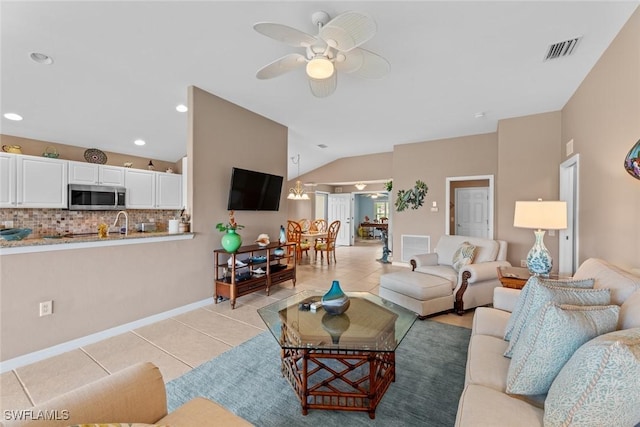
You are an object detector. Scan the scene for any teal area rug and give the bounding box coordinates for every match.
[166,320,471,426]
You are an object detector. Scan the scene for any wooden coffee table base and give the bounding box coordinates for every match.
[280,347,395,419]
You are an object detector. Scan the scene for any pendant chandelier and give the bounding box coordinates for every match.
[288,154,310,200]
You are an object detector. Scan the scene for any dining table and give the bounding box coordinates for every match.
[301,231,328,260]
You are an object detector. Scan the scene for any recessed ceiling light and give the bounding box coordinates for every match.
[134,139,146,146]
[176,104,188,113]
[29,52,53,65]
[3,113,23,121]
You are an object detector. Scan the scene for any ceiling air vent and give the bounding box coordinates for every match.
[544,37,581,61]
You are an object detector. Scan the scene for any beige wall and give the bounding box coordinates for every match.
[0,134,180,173]
[0,86,288,361]
[496,111,562,268]
[390,133,498,256]
[561,8,640,270]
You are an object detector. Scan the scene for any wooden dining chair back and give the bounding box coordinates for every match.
[310,219,327,233]
[287,220,309,261]
[298,218,311,232]
[314,220,340,264]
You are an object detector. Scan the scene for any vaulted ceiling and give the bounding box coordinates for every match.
[2,2,637,179]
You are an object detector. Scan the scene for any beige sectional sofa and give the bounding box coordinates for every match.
[455,258,640,426]
[4,362,251,427]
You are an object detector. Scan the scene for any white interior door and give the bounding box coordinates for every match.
[328,193,352,246]
[454,187,489,238]
[559,155,579,275]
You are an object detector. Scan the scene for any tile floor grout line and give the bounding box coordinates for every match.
[169,315,252,349]
[79,347,112,375]
[11,369,36,407]
[129,330,196,369]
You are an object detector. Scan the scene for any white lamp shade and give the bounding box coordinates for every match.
[514,201,568,230]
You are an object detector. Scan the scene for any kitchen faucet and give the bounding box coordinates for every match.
[113,211,129,236]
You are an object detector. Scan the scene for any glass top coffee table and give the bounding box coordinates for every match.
[258,290,417,418]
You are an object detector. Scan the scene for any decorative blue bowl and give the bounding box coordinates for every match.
[0,228,32,241]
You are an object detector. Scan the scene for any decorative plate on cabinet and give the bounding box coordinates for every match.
[84,148,107,164]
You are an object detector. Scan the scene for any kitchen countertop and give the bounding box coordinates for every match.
[0,231,195,255]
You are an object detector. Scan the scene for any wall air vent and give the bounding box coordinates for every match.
[544,37,581,61]
[401,234,431,263]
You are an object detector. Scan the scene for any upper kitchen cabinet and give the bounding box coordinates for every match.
[156,172,182,209]
[68,161,125,186]
[0,153,17,207]
[125,169,181,210]
[16,155,68,208]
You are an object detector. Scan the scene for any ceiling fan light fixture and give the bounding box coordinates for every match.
[306,56,334,79]
[355,183,367,190]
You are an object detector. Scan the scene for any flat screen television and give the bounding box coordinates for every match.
[227,167,284,211]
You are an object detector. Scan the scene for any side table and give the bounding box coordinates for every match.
[496,266,531,290]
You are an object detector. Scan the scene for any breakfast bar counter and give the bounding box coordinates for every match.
[0,231,194,255]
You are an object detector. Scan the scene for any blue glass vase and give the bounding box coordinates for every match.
[624,139,640,180]
[221,229,242,253]
[322,280,350,315]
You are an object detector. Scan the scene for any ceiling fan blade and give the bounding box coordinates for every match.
[308,72,337,98]
[319,11,376,52]
[253,22,317,47]
[335,48,390,79]
[256,53,306,79]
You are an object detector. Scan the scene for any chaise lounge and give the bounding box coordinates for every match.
[379,235,510,318]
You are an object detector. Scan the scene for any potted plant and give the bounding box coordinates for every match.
[216,210,245,252]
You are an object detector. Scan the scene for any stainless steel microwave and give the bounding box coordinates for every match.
[68,184,126,210]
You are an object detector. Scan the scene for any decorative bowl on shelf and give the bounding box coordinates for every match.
[0,228,32,241]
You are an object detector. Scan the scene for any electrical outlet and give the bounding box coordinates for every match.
[3,220,14,228]
[39,300,53,317]
[520,260,527,268]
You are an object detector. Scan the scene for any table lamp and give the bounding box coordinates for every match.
[513,200,567,276]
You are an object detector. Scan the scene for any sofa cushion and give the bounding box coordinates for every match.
[544,328,640,427]
[619,289,640,330]
[466,334,511,391]
[504,280,608,358]
[503,276,595,341]
[506,303,619,395]
[452,241,476,272]
[455,384,544,427]
[379,270,452,300]
[472,306,510,338]
[414,265,458,284]
[573,257,640,305]
[435,235,499,266]
[158,397,253,426]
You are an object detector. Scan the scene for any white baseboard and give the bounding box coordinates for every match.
[0,298,212,373]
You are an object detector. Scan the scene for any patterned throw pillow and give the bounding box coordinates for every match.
[451,241,476,272]
[506,303,619,395]
[504,277,595,341]
[544,328,640,427]
[504,280,608,358]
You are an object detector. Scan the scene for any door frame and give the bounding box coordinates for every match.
[445,175,494,238]
[559,155,580,275]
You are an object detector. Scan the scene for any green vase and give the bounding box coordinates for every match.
[221,229,242,253]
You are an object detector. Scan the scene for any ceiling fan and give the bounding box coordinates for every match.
[253,10,390,97]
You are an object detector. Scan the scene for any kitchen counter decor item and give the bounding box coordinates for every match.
[42,146,59,158]
[84,148,107,164]
[321,280,350,315]
[0,228,32,241]
[2,145,22,154]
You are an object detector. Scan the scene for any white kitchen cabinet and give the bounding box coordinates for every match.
[125,168,182,210]
[156,172,182,209]
[69,161,124,186]
[0,153,17,207]
[16,155,68,208]
[125,168,156,209]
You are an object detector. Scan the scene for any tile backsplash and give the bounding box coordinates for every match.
[0,209,184,236]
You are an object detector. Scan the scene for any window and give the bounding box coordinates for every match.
[374,201,389,221]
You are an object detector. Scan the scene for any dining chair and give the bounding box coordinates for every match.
[311,219,327,233]
[287,220,310,262]
[298,218,311,232]
[314,220,340,264]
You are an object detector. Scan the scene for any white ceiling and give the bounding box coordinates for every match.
[1,1,637,180]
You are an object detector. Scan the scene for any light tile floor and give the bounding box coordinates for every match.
[0,242,474,411]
